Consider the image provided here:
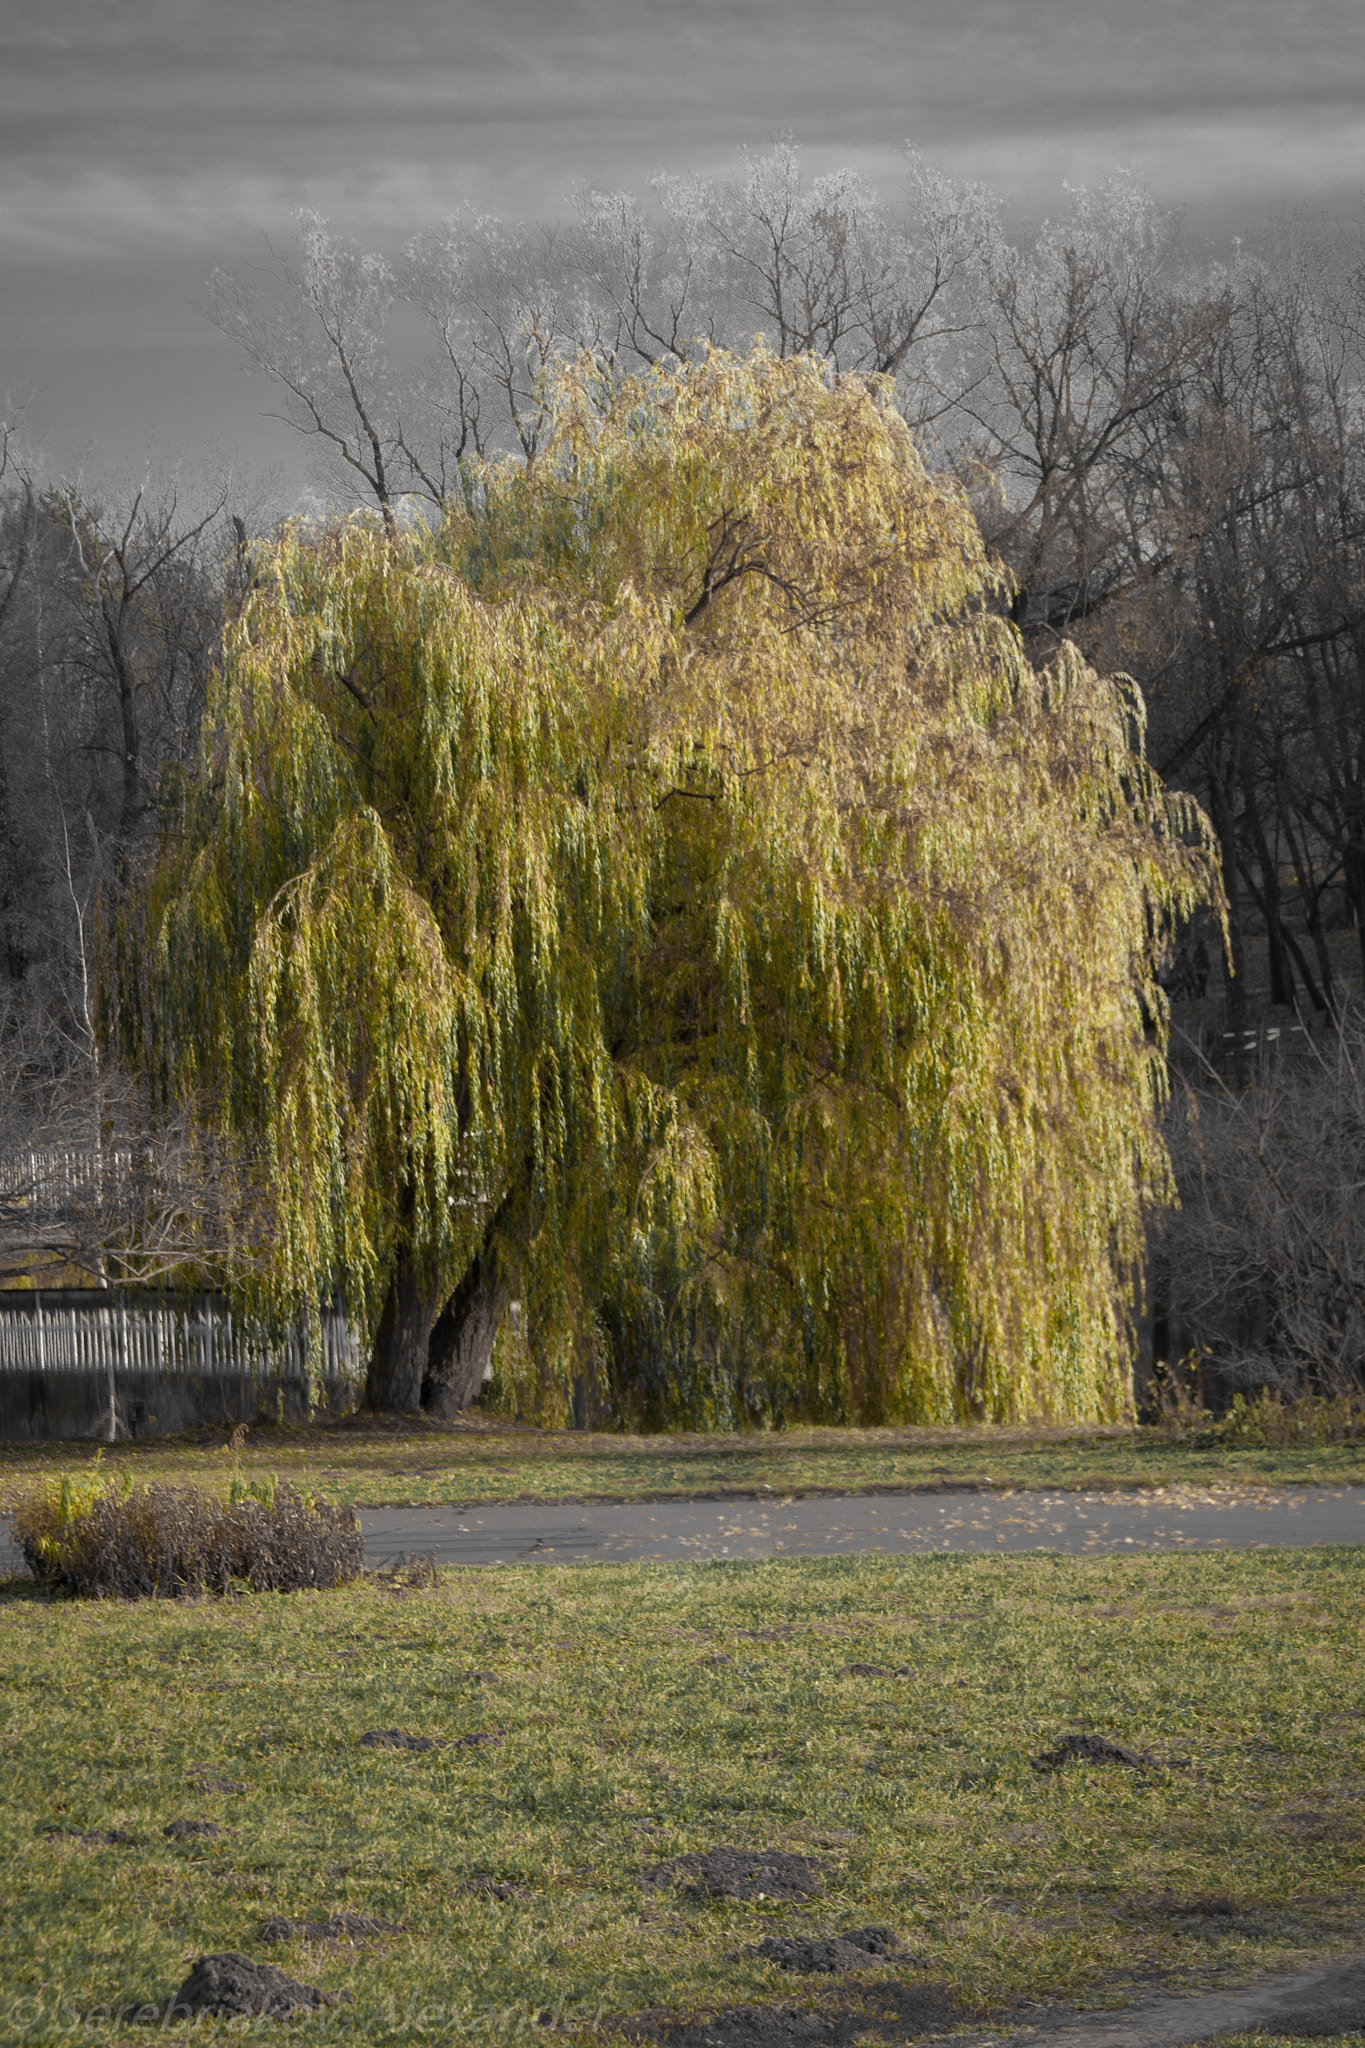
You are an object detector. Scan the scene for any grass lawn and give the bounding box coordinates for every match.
[2,1417,1363,1514]
[1,1544,1362,2045]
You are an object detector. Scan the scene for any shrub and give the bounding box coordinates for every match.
[1220,1385,1365,1447]
[1145,1358,1365,1445]
[12,1473,363,1598]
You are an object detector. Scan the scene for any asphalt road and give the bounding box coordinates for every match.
[359,1482,1365,1570]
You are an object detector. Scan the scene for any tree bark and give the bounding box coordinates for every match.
[1240,782,1297,1008]
[365,1254,446,1413]
[1208,756,1249,1077]
[422,1242,507,1417]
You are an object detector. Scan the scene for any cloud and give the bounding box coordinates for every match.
[5,0,1363,476]
[8,0,1365,234]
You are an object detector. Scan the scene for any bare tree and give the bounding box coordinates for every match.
[567,172,725,367]
[1124,228,1365,1030]
[49,475,228,865]
[204,144,995,514]
[204,214,401,530]
[1162,1017,1365,1396]
[690,140,990,429]
[0,408,36,648]
[402,211,587,470]
[0,1045,276,1295]
[941,172,1189,651]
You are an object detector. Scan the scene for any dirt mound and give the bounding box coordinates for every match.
[260,1912,405,1944]
[168,1952,350,2020]
[163,1818,231,1840]
[642,1848,825,1902]
[748,1939,873,1976]
[748,1929,906,1973]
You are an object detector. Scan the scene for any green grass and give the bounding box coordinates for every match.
[1,1546,1362,2045]
[2,1416,1363,1514]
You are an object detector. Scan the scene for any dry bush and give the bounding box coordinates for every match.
[1145,1355,1216,1437]
[1146,1359,1365,1443]
[1160,1010,1365,1402]
[12,1471,362,1598]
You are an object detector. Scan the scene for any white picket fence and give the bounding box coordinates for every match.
[0,1145,145,1212]
[0,1292,363,1385]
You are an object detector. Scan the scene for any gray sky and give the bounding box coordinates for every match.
[4,0,1363,494]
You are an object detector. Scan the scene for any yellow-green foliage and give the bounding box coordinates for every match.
[118,346,1214,1426]
[1221,1388,1365,1448]
[9,1457,130,1574]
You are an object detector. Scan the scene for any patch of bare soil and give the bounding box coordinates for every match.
[43,1826,133,1847]
[259,1911,405,1945]
[610,1980,958,2048]
[640,1848,826,1902]
[454,1872,528,1899]
[1030,1732,1190,1774]
[358,1727,441,1751]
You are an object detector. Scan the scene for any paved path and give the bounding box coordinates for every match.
[359,1482,1365,1569]
[967,1952,1365,2046]
[5,1484,1363,1580]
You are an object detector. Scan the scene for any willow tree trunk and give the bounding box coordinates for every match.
[422,1241,507,1417]
[366,1193,510,1415]
[366,1255,446,1413]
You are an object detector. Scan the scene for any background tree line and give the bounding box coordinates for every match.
[2,140,1363,1410]
[0,432,269,1287]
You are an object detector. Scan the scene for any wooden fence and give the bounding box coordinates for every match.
[0,1290,363,1385]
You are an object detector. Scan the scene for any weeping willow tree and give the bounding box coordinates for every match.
[116,345,1215,1423]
